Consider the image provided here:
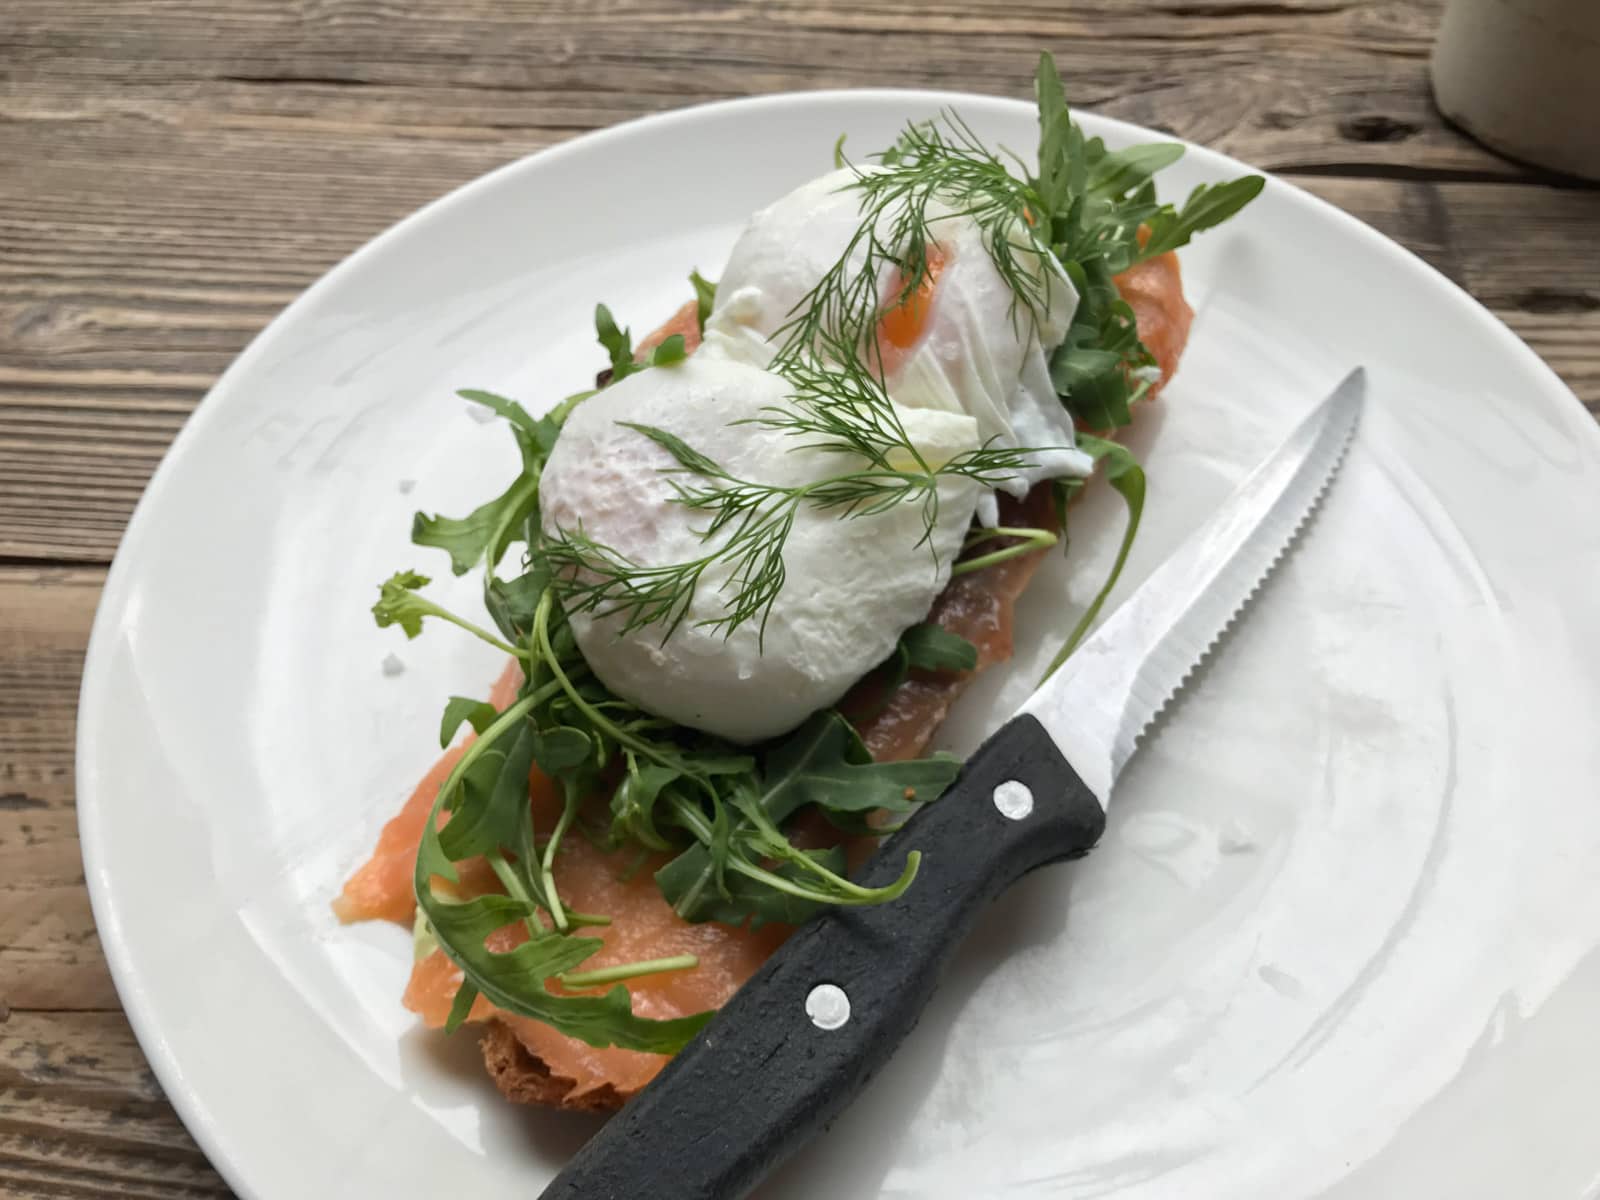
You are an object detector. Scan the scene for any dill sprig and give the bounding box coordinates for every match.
[540,56,1264,644]
[546,432,1045,645]
[773,110,1060,376]
[543,120,1076,643]
[369,53,1266,1060]
[546,322,1053,644]
[382,451,952,1053]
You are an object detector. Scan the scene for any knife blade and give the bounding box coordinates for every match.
[540,367,1366,1200]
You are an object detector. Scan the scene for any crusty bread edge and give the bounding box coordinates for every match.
[480,1020,631,1112]
[476,255,1189,1113]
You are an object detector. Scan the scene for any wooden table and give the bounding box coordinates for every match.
[2,2,1596,1194]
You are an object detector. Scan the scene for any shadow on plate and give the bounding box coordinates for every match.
[398,1023,609,1166]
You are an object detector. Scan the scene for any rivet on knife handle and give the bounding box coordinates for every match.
[538,713,1105,1200]
[541,371,1364,1200]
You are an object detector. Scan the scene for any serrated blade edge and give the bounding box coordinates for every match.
[1021,367,1367,806]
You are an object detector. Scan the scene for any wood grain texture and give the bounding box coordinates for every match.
[0,569,118,1014]
[2,1,1597,563]
[1,1,1596,1195]
[4,170,1594,563]
[0,1011,231,1199]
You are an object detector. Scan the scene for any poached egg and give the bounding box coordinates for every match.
[539,351,982,743]
[540,167,1097,744]
[707,167,1095,501]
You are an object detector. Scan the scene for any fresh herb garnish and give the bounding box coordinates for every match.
[544,356,1051,644]
[865,622,982,718]
[1041,434,1147,678]
[690,270,717,332]
[899,623,980,674]
[373,56,1259,1055]
[595,303,690,385]
[540,55,1260,641]
[1032,53,1263,428]
[774,112,1063,376]
[385,346,957,1052]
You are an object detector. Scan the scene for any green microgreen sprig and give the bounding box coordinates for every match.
[538,57,1259,642]
[369,55,1262,1056]
[379,373,958,1052]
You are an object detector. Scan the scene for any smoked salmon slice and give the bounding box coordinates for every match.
[338,254,1192,1111]
[1115,250,1193,395]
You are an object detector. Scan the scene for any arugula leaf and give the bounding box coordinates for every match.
[1028,52,1263,430]
[758,711,959,823]
[546,387,596,428]
[1049,305,1143,431]
[899,623,978,673]
[596,306,688,387]
[690,271,717,332]
[530,725,592,775]
[443,979,479,1034]
[483,563,549,645]
[440,696,498,747]
[650,714,948,925]
[459,389,560,470]
[410,704,715,1053]
[1088,142,1185,198]
[595,303,635,377]
[456,388,540,441]
[1140,176,1267,260]
[1034,51,1075,214]
[656,845,849,929]
[437,724,534,862]
[1051,346,1126,406]
[412,905,441,962]
[420,885,712,1053]
[412,473,540,577]
[1049,258,1148,430]
[869,622,981,713]
[653,841,724,924]
[645,334,688,368]
[1041,435,1147,678]
[372,570,519,655]
[408,391,557,578]
[372,570,434,638]
[611,762,683,852]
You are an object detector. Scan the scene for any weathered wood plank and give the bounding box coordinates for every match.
[0,566,226,1192]
[0,567,218,1188]
[1294,176,1600,415]
[6,0,1593,567]
[0,879,116,1014]
[0,567,91,781]
[0,4,1595,1195]
[0,1011,232,1198]
[2,170,1593,563]
[0,0,1490,181]
[0,568,95,806]
[0,569,118,1012]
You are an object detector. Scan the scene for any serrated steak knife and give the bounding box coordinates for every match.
[542,368,1366,1200]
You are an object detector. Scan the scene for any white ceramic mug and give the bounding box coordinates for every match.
[1431,0,1600,181]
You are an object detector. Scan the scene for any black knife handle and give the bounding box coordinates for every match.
[539,713,1105,1200]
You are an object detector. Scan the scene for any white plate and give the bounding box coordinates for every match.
[78,91,1600,1199]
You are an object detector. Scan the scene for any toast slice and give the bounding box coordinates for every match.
[336,250,1194,1111]
[475,249,1193,1109]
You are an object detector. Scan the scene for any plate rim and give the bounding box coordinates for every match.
[74,85,1599,1199]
